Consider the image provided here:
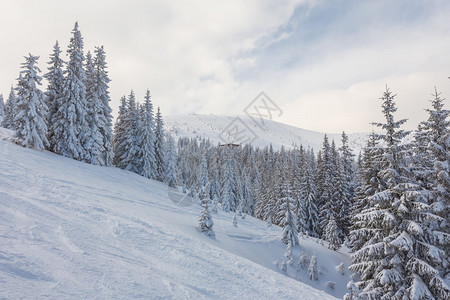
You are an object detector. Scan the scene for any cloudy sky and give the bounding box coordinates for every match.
[1,0,449,133]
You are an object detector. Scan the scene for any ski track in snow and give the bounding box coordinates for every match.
[0,130,347,299]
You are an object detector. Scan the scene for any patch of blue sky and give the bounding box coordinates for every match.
[234,0,444,82]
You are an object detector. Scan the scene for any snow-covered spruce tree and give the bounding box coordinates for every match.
[309,254,319,281]
[295,146,308,234]
[349,87,409,298]
[344,281,361,300]
[51,22,88,160]
[119,90,140,172]
[2,87,16,129]
[278,185,299,247]
[136,89,157,179]
[281,241,294,272]
[83,51,104,164]
[93,46,113,166]
[221,151,236,212]
[325,215,341,251]
[256,145,275,221]
[420,88,449,223]
[164,134,178,188]
[320,140,340,239]
[329,141,347,243]
[300,148,319,237]
[317,135,334,237]
[198,155,209,189]
[338,132,355,237]
[298,251,310,269]
[14,54,49,150]
[112,95,127,166]
[209,165,221,207]
[349,86,449,299]
[154,107,166,181]
[240,168,255,216]
[0,94,4,118]
[411,122,434,190]
[348,132,384,251]
[197,184,215,238]
[44,41,64,151]
[411,87,449,298]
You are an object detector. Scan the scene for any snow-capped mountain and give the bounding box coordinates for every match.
[165,113,369,153]
[0,127,350,299]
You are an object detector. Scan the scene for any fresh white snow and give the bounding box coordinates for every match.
[0,127,350,299]
[165,113,369,153]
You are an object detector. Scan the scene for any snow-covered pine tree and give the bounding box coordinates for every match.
[51,22,88,160]
[309,254,319,281]
[420,88,449,224]
[93,46,113,166]
[210,193,219,214]
[300,148,319,237]
[235,174,244,216]
[281,241,294,272]
[240,168,254,216]
[325,215,341,251]
[136,89,157,179]
[317,135,333,237]
[197,184,215,238]
[349,86,449,299]
[349,87,410,298]
[232,210,238,227]
[295,146,307,234]
[221,150,236,212]
[250,160,261,217]
[2,87,16,129]
[256,145,276,222]
[272,146,289,225]
[348,132,384,252]
[14,54,49,150]
[264,146,285,226]
[408,87,449,299]
[338,132,355,237]
[198,155,209,189]
[83,51,104,164]
[0,94,4,118]
[320,140,340,238]
[209,163,221,209]
[164,134,178,188]
[278,185,299,247]
[411,122,434,190]
[298,251,310,269]
[112,95,127,166]
[44,41,64,151]
[154,107,166,182]
[330,140,348,243]
[119,90,140,172]
[344,281,361,300]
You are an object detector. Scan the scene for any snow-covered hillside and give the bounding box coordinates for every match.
[0,128,352,299]
[165,113,369,153]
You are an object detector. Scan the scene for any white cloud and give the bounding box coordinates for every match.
[0,0,449,133]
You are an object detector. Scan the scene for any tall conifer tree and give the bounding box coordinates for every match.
[14,54,48,150]
[51,22,88,160]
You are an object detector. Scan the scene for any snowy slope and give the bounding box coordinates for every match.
[165,113,369,153]
[0,129,351,299]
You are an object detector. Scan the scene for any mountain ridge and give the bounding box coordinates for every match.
[165,113,369,153]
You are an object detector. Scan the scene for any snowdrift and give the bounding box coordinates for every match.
[0,130,350,299]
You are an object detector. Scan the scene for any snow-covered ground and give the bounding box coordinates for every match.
[165,113,369,153]
[0,128,351,299]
